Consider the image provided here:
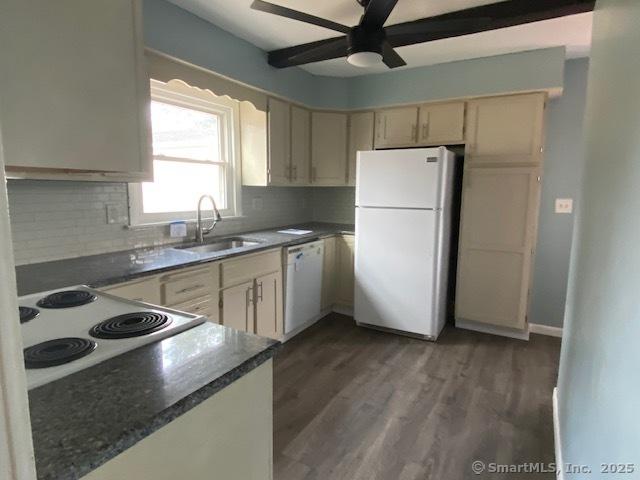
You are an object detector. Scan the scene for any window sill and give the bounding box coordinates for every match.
[125,215,247,230]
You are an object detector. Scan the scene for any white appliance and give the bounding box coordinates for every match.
[355,147,455,340]
[19,286,205,389]
[284,240,324,336]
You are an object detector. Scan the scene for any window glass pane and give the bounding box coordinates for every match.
[151,101,221,162]
[142,160,226,213]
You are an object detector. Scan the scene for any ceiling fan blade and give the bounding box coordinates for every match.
[250,0,350,34]
[386,17,491,37]
[384,0,595,48]
[360,0,399,30]
[268,37,349,68]
[381,41,406,69]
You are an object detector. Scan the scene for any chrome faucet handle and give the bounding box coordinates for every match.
[195,194,222,242]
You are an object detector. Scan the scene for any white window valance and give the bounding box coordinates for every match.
[145,48,268,112]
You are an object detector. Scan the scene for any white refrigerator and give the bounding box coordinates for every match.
[354,147,455,340]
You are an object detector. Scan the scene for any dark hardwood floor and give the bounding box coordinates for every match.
[273,314,561,480]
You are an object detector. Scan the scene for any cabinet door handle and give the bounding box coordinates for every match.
[176,284,204,295]
[411,124,417,141]
[246,286,254,306]
[292,165,298,181]
[383,116,388,139]
[257,282,263,302]
[421,123,428,140]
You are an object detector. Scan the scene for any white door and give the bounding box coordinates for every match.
[356,148,444,209]
[355,207,439,337]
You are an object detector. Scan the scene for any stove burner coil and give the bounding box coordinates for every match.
[37,290,97,309]
[37,290,98,308]
[89,312,172,339]
[24,337,97,369]
[19,306,40,323]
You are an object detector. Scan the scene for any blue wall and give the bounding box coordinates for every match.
[346,48,566,109]
[143,0,564,109]
[530,59,589,329]
[143,0,349,108]
[557,1,640,475]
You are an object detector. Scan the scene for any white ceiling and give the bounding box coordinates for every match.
[166,0,593,77]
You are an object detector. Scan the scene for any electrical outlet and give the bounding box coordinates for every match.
[106,204,127,224]
[555,198,573,214]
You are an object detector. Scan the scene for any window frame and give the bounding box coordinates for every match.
[128,79,242,226]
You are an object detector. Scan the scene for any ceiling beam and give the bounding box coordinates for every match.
[266,0,595,69]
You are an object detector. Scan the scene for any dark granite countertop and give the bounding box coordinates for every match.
[28,322,280,480]
[16,222,354,295]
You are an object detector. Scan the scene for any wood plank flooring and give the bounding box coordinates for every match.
[273,314,561,480]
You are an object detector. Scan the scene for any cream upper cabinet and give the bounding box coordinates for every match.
[465,93,546,166]
[311,112,348,186]
[374,107,419,148]
[240,102,269,186]
[456,167,541,330]
[267,97,291,185]
[336,235,355,307]
[418,102,466,145]
[290,106,311,185]
[347,112,374,186]
[0,0,151,181]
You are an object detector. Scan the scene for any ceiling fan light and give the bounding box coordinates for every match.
[347,51,383,67]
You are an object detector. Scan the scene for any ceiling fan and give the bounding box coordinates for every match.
[250,0,595,69]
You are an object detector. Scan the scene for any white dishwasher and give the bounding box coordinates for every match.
[284,240,324,335]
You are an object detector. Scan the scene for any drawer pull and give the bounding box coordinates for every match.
[257,282,263,302]
[176,284,205,295]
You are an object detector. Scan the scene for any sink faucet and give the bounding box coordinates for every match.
[195,194,222,243]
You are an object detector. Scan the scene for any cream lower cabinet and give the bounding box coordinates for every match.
[311,112,348,186]
[336,235,355,307]
[100,263,220,324]
[101,276,162,305]
[220,249,283,339]
[221,281,254,332]
[456,167,541,330]
[321,236,338,309]
[84,360,273,480]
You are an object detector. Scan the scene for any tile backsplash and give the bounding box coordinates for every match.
[7,181,356,265]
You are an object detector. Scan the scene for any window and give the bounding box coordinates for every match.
[129,80,241,225]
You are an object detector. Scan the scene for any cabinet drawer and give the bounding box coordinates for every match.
[162,267,214,305]
[101,276,161,305]
[169,295,217,322]
[221,250,281,288]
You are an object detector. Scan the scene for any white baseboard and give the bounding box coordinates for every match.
[529,323,563,338]
[455,318,530,340]
[553,388,564,480]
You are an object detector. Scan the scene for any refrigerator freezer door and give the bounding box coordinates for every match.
[354,207,441,337]
[356,148,444,209]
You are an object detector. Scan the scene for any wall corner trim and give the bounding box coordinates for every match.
[553,387,565,480]
[529,323,563,337]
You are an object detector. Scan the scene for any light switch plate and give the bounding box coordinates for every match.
[106,204,127,224]
[555,198,573,214]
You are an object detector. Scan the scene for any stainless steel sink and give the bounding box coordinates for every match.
[174,237,261,254]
